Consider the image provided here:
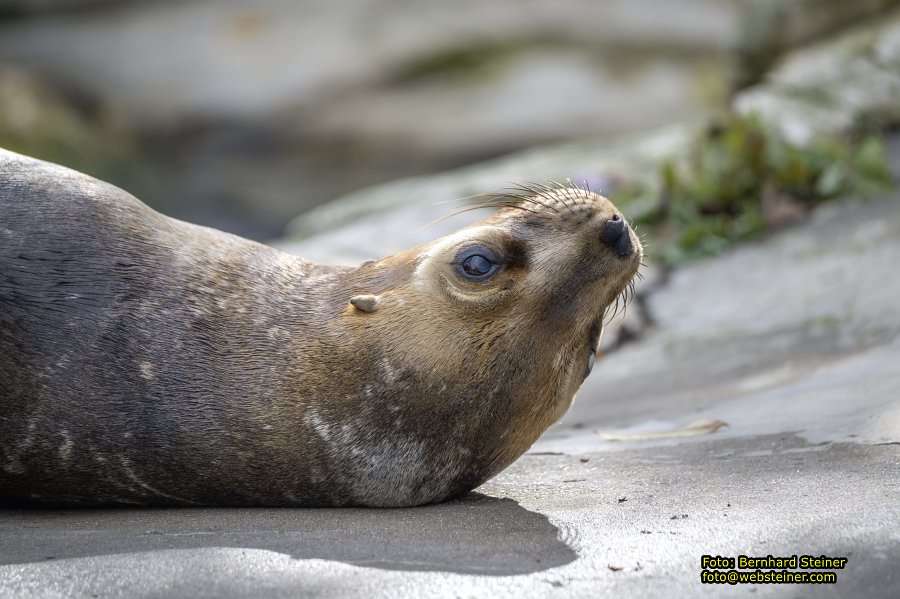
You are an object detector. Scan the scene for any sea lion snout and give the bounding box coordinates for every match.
[601,213,633,257]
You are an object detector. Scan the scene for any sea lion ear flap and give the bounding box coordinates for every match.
[349,294,381,313]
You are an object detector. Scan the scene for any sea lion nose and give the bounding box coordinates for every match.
[601,214,633,257]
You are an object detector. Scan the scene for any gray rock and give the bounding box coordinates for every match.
[561,185,900,447]
[5,0,898,241]
[279,5,900,261]
[7,0,893,161]
[731,0,900,86]
[300,46,719,159]
[0,0,732,236]
[2,0,894,130]
[736,8,900,143]
[0,0,737,128]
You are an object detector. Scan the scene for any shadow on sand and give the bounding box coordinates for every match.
[0,492,576,575]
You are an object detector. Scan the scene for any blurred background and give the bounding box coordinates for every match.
[2,0,897,244]
[3,8,900,593]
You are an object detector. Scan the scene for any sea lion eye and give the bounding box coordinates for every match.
[455,246,500,281]
[463,255,493,276]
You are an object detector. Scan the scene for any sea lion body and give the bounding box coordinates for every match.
[0,149,641,507]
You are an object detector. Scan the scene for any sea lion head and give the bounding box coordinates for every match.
[328,185,642,502]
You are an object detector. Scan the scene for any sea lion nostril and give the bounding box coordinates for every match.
[601,216,625,245]
[601,216,633,257]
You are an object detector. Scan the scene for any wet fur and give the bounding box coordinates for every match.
[0,149,641,507]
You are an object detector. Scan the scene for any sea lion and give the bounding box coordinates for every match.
[0,148,642,507]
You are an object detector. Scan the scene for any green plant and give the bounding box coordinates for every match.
[633,115,894,266]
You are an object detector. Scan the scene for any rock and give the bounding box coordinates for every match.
[279,7,900,256]
[0,0,734,237]
[567,180,900,446]
[5,0,898,241]
[650,197,900,342]
[736,8,900,143]
[2,0,895,136]
[295,46,723,160]
[731,0,900,88]
[0,0,737,129]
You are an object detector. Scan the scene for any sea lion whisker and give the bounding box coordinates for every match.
[505,193,560,214]
[505,185,561,213]
[607,295,622,322]
[431,191,498,207]
[549,180,576,210]
[517,181,572,210]
[578,178,601,196]
[518,181,556,196]
[422,201,538,230]
[483,189,559,214]
[503,183,563,214]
